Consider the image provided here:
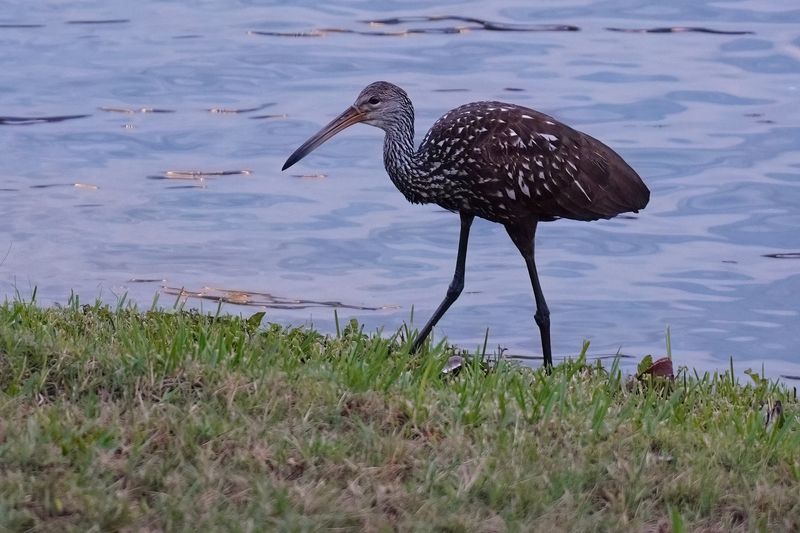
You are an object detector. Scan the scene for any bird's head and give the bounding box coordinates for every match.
[282,81,411,171]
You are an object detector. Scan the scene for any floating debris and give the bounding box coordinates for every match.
[248,29,324,38]
[208,103,275,114]
[0,114,90,126]
[292,173,327,180]
[607,26,753,35]
[251,27,454,37]
[252,16,578,38]
[249,113,288,120]
[66,19,130,25]
[98,107,175,114]
[30,183,67,189]
[149,169,254,181]
[128,278,166,283]
[637,355,674,380]
[161,286,398,311]
[30,184,67,189]
[253,17,752,39]
[165,184,206,190]
[763,252,800,259]
[166,170,252,177]
[367,16,579,33]
[442,355,465,375]
[29,183,97,190]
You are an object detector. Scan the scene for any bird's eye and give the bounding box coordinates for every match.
[368,96,381,105]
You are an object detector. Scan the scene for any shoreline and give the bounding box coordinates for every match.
[0,299,797,530]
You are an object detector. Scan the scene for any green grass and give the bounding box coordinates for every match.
[0,297,798,531]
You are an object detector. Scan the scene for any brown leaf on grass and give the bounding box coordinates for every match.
[638,357,674,380]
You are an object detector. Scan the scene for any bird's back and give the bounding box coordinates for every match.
[417,101,650,224]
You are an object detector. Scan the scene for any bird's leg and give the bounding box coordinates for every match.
[526,252,553,369]
[411,213,474,353]
[506,222,553,369]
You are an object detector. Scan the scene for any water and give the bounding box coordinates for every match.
[2,1,799,380]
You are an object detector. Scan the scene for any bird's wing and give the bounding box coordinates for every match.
[430,102,649,222]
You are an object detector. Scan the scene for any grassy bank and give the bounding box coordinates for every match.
[0,298,797,531]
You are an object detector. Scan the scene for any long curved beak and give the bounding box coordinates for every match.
[282,106,366,171]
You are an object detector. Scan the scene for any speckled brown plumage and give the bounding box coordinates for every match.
[283,81,650,368]
[414,101,649,223]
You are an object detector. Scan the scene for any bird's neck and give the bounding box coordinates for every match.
[382,107,437,205]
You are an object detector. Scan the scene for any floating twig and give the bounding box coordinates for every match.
[208,103,275,114]
[98,107,175,114]
[66,19,130,25]
[251,16,578,38]
[763,252,800,259]
[0,114,90,126]
[161,285,398,311]
[0,24,45,28]
[249,113,288,120]
[29,183,97,190]
[607,26,753,35]
[149,169,254,181]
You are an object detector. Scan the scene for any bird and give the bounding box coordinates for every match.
[282,81,649,368]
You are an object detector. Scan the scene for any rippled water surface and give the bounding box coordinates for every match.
[2,1,799,379]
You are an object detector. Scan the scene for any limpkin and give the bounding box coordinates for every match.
[282,81,649,368]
